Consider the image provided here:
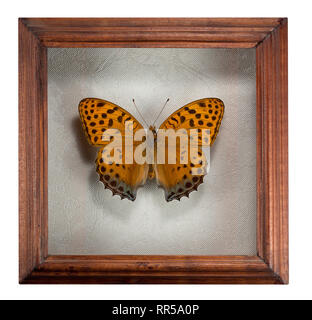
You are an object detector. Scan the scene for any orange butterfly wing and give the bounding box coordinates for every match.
[95,150,148,201]
[159,98,224,146]
[79,98,143,146]
[156,98,224,201]
[79,98,148,201]
[155,145,207,201]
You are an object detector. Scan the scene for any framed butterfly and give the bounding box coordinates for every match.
[79,98,224,201]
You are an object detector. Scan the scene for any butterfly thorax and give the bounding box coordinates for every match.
[149,125,157,140]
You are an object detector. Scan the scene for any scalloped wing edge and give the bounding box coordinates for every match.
[95,162,137,201]
[157,173,206,202]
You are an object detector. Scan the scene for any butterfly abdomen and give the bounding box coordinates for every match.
[148,164,155,180]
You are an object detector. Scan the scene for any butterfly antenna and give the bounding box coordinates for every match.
[152,98,170,127]
[132,99,149,128]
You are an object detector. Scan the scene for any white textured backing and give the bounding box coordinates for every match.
[48,48,257,255]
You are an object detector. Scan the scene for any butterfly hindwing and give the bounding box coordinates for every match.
[96,147,148,201]
[155,143,208,201]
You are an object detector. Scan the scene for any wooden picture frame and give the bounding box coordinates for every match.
[19,18,288,284]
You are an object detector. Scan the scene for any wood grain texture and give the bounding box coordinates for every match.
[21,17,282,48]
[256,18,288,283]
[19,19,48,282]
[19,18,288,284]
[23,255,281,284]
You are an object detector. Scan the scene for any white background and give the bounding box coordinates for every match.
[0,0,311,300]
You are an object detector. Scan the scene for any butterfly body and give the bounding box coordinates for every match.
[79,98,224,202]
[146,125,157,180]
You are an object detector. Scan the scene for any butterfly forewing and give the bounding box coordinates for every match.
[159,98,224,146]
[79,98,144,146]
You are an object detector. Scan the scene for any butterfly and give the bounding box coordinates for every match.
[79,98,224,201]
